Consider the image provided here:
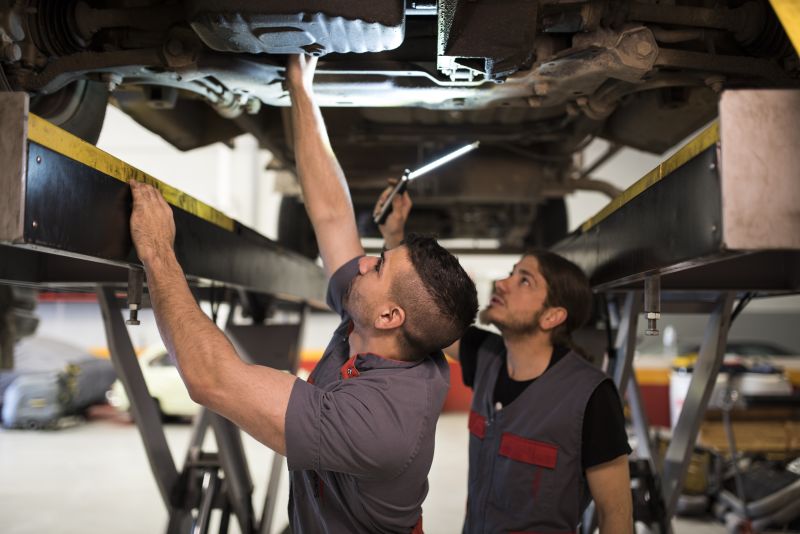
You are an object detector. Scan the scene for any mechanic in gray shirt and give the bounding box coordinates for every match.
[128,54,478,534]
[286,252,455,532]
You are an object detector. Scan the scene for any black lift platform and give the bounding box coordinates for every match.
[0,92,326,306]
[555,90,800,534]
[555,90,800,294]
[0,92,327,534]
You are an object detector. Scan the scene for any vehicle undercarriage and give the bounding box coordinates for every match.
[1,0,797,254]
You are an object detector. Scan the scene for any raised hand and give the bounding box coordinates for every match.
[374,179,412,249]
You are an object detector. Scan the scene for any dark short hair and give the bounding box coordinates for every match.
[525,249,593,347]
[393,233,478,356]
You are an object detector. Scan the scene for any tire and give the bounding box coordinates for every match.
[277,196,319,259]
[30,80,109,144]
[524,198,568,249]
[0,285,39,370]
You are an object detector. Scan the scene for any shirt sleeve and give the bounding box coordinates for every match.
[459,327,500,389]
[284,375,429,479]
[325,255,362,317]
[582,379,632,470]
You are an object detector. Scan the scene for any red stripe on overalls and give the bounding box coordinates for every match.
[411,515,423,534]
[498,433,558,469]
[468,410,486,439]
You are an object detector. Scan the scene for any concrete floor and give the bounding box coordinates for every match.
[0,410,726,534]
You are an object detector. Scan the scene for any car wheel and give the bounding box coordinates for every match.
[0,285,39,370]
[24,419,41,430]
[277,196,319,259]
[524,198,568,249]
[30,80,109,144]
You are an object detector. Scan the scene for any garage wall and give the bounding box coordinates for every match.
[97,106,282,239]
[566,138,663,231]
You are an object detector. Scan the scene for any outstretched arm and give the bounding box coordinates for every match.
[286,55,364,277]
[129,181,296,455]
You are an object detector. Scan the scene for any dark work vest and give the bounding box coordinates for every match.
[463,350,609,534]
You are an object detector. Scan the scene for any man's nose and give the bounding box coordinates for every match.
[358,256,378,275]
[494,278,507,293]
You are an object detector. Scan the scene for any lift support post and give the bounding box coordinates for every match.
[0,92,328,533]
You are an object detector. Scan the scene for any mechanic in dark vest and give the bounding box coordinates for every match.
[377,189,633,533]
[128,55,478,534]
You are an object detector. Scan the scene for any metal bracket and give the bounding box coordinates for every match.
[97,285,185,527]
[97,286,310,534]
[661,292,735,518]
[126,267,144,325]
[611,291,641,395]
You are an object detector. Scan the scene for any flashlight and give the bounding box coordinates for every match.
[374,141,480,226]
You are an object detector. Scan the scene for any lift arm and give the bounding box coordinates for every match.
[555,90,800,293]
[0,92,327,307]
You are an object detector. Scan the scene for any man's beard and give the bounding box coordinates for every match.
[342,277,371,328]
[480,305,543,337]
[343,276,356,311]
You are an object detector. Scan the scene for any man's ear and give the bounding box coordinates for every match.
[374,304,406,330]
[539,306,567,332]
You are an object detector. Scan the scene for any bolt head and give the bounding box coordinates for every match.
[165,38,184,56]
[635,41,653,57]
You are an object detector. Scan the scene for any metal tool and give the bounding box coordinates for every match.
[126,267,144,325]
[373,141,479,226]
[644,275,660,336]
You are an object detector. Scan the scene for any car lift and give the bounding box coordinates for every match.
[555,89,800,534]
[2,88,800,533]
[0,92,328,534]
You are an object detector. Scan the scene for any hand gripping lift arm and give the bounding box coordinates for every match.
[0,92,328,534]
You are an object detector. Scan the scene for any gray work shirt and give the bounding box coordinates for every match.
[285,256,449,534]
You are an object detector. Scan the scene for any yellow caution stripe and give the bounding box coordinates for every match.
[770,0,800,55]
[27,113,235,232]
[581,121,719,233]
